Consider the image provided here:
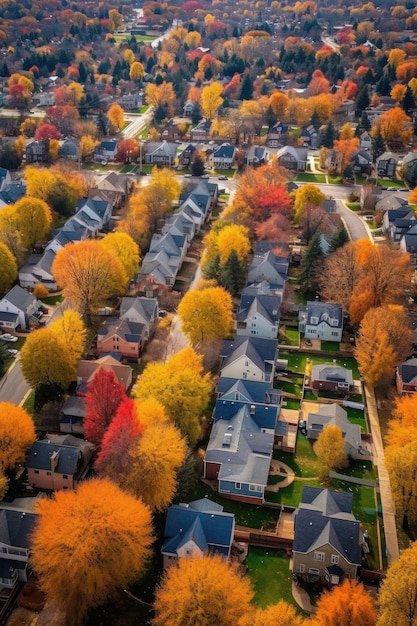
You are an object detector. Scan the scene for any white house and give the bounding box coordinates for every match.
[299,301,343,342]
[0,285,38,330]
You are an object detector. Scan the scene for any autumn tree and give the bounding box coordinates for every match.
[24,166,86,218]
[312,579,376,626]
[12,197,52,248]
[153,555,253,626]
[240,601,305,626]
[101,232,140,280]
[34,122,61,141]
[80,135,100,161]
[0,402,35,472]
[84,369,126,445]
[20,327,75,389]
[200,82,224,120]
[133,347,211,443]
[355,305,412,386]
[385,441,417,532]
[178,286,234,345]
[107,103,125,132]
[385,395,417,449]
[371,107,413,148]
[0,242,17,294]
[378,541,417,626]
[129,61,144,81]
[333,137,360,176]
[292,183,325,223]
[234,165,292,226]
[31,479,153,626]
[314,424,348,481]
[52,240,128,322]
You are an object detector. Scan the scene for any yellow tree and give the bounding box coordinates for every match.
[49,137,60,161]
[12,196,52,247]
[178,286,234,345]
[129,61,144,81]
[312,579,376,626]
[378,541,417,626]
[240,601,305,626]
[30,479,153,626]
[52,239,128,322]
[385,395,417,448]
[107,103,125,131]
[80,134,100,160]
[371,107,413,148]
[386,441,417,531]
[355,306,412,386]
[269,91,290,120]
[20,327,75,389]
[101,232,140,280]
[391,84,407,103]
[50,309,86,368]
[0,402,35,471]
[292,184,325,222]
[314,425,348,481]
[339,122,355,139]
[200,82,224,120]
[134,397,170,428]
[333,137,360,175]
[152,555,254,626]
[0,242,17,295]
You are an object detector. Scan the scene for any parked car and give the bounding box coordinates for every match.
[200,174,210,179]
[7,349,18,357]
[158,310,168,318]
[218,175,228,180]
[0,334,18,342]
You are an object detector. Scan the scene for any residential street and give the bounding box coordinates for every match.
[0,359,29,406]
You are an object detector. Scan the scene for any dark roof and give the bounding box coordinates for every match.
[97,318,144,343]
[237,293,281,326]
[0,509,37,548]
[213,144,235,159]
[213,398,278,431]
[2,285,36,312]
[221,336,278,370]
[306,301,343,329]
[217,377,281,406]
[398,358,417,383]
[26,437,89,475]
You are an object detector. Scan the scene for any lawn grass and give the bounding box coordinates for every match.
[295,173,326,183]
[282,328,299,346]
[336,459,378,482]
[23,391,36,418]
[320,341,340,351]
[328,175,342,184]
[377,179,404,188]
[346,202,360,211]
[189,482,278,528]
[214,168,234,177]
[43,294,63,306]
[119,164,137,174]
[279,380,303,398]
[346,407,366,431]
[139,105,149,113]
[283,399,301,410]
[282,350,360,379]
[265,478,322,505]
[247,547,302,610]
[273,436,319,479]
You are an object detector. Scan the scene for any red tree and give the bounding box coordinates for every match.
[252,184,293,222]
[34,123,61,141]
[116,138,139,163]
[83,369,126,444]
[95,397,143,476]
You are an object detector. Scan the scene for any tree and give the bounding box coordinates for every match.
[133,347,211,444]
[191,154,205,176]
[115,138,139,163]
[220,249,246,296]
[333,137,360,176]
[34,123,61,141]
[299,233,324,296]
[0,402,35,471]
[328,226,350,253]
[371,107,413,148]
[314,425,348,481]
[52,240,128,322]
[107,103,124,132]
[312,579,376,626]
[200,82,224,120]
[80,134,99,160]
[241,601,305,626]
[152,555,253,626]
[321,121,336,148]
[385,441,417,532]
[378,541,417,626]
[12,197,52,248]
[31,479,153,626]
[372,132,386,162]
[101,232,140,280]
[239,73,253,100]
[50,310,86,368]
[129,61,144,81]
[355,306,412,386]
[84,369,126,445]
[234,165,292,226]
[0,242,17,294]
[20,328,75,389]
[178,287,234,345]
[385,395,417,449]
[355,84,370,116]
[292,184,325,223]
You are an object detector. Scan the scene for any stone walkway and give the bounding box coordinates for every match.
[265,460,295,492]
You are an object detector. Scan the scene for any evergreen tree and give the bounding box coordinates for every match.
[239,73,253,100]
[299,233,324,296]
[78,62,87,83]
[191,155,205,177]
[321,121,336,148]
[220,250,246,297]
[376,71,391,96]
[372,131,386,162]
[355,84,370,116]
[0,343,9,378]
[360,111,371,131]
[191,102,202,125]
[328,226,350,254]
[402,85,415,115]
[202,252,221,281]
[311,110,320,131]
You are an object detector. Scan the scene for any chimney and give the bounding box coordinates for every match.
[50,450,60,472]
[250,404,256,414]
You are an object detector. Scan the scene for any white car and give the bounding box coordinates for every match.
[7,349,18,357]
[0,334,18,342]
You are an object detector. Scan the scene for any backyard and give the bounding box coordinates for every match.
[246,547,302,611]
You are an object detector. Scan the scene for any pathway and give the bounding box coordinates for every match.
[265,460,295,492]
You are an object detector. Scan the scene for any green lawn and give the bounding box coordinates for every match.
[265,478,322,505]
[214,168,234,177]
[346,202,360,211]
[139,105,149,114]
[120,164,137,174]
[189,482,278,528]
[247,547,302,610]
[284,328,299,346]
[282,399,301,410]
[295,173,326,183]
[328,175,342,184]
[346,407,367,431]
[274,436,319,479]
[282,351,360,379]
[22,391,35,418]
[377,179,404,188]
[278,380,303,398]
[43,294,63,306]
[320,341,340,351]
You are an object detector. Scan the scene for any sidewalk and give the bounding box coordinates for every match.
[364,384,399,566]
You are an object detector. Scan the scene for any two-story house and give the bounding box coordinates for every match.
[0,508,37,591]
[236,293,281,339]
[119,296,159,341]
[220,336,278,384]
[96,318,145,361]
[299,301,343,342]
[0,285,39,331]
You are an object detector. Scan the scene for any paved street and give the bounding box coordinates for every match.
[0,359,29,406]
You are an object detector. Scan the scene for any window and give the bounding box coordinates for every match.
[235,482,241,490]
[309,568,320,575]
[314,551,325,562]
[332,331,339,337]
[46,471,51,476]
[34,470,39,474]
[62,474,68,480]
[249,485,262,492]
[310,316,319,324]
[299,564,305,573]
[331,555,339,564]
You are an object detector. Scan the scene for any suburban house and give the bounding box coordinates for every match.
[76,355,133,394]
[0,167,12,191]
[276,146,307,172]
[360,131,372,151]
[311,364,353,392]
[211,144,236,169]
[396,357,417,395]
[59,138,80,161]
[402,151,417,182]
[236,293,281,339]
[96,318,145,361]
[182,100,194,117]
[244,146,269,167]
[216,376,282,409]
[0,285,39,331]
[161,499,235,568]
[300,125,318,149]
[203,402,276,504]
[0,508,37,591]
[119,296,159,341]
[190,119,211,142]
[119,92,143,111]
[19,250,58,291]
[352,149,372,175]
[266,121,289,147]
[292,487,362,585]
[178,143,197,169]
[247,250,288,291]
[26,435,94,491]
[59,396,86,436]
[143,141,177,166]
[299,301,343,342]
[376,152,398,178]
[220,336,278,383]
[92,172,133,207]
[306,404,362,459]
[400,233,417,266]
[161,120,182,142]
[25,140,49,163]
[94,139,118,162]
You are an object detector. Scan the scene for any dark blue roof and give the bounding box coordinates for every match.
[0,510,37,548]
[213,398,278,430]
[27,441,80,475]
[217,377,281,406]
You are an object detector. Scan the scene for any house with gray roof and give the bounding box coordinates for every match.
[220,336,278,384]
[94,139,118,162]
[19,249,58,290]
[0,285,38,330]
[143,141,177,166]
[244,146,269,167]
[59,396,86,435]
[236,293,281,339]
[400,233,417,266]
[306,403,361,459]
[162,499,235,568]
[311,364,353,392]
[216,377,281,408]
[204,403,275,504]
[396,357,417,395]
[247,250,288,290]
[26,435,94,491]
[292,487,362,584]
[352,149,372,175]
[96,318,145,361]
[119,296,158,340]
[377,194,409,213]
[211,143,236,169]
[276,146,307,171]
[376,151,397,178]
[0,508,37,591]
[59,138,80,161]
[299,301,343,342]
[190,119,211,142]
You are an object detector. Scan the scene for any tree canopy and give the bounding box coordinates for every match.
[0,402,35,471]
[178,286,234,345]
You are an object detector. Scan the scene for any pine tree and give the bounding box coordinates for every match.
[360,111,371,131]
[376,71,391,96]
[191,155,205,177]
[321,121,336,148]
[191,102,202,125]
[299,233,324,296]
[202,252,221,281]
[220,250,246,296]
[402,85,415,115]
[355,84,370,116]
[328,226,350,253]
[239,73,253,100]
[311,110,320,131]
[372,131,386,162]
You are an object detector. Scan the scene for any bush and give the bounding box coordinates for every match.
[32,284,49,299]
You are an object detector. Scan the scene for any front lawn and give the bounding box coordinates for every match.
[346,202,360,211]
[328,175,342,184]
[346,407,367,431]
[214,169,234,177]
[295,173,326,183]
[320,341,340,351]
[247,547,301,610]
